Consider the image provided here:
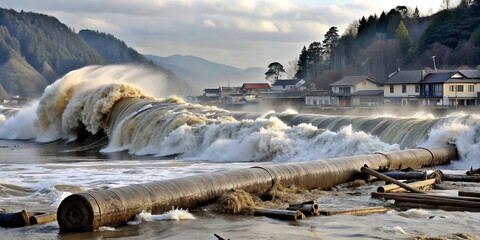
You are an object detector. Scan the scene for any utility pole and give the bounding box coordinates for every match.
[431,56,437,70]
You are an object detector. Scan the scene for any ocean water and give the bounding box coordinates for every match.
[0,65,479,239]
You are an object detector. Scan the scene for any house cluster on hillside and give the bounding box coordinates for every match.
[198,69,480,108]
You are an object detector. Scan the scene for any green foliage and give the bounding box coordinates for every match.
[295,42,324,81]
[295,46,308,80]
[322,26,339,68]
[472,27,480,47]
[396,20,413,54]
[265,62,285,83]
[418,7,480,52]
[291,4,480,86]
[79,30,146,64]
[0,7,193,97]
[0,8,105,77]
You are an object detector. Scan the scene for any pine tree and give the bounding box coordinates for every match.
[322,26,339,69]
[295,46,308,80]
[395,20,412,54]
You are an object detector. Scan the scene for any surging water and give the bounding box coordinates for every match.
[0,64,479,239]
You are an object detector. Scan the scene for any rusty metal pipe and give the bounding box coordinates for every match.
[57,145,457,232]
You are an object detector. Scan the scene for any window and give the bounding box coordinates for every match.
[390,85,394,93]
[468,85,475,92]
[457,85,464,92]
[362,81,367,86]
[449,85,455,92]
[339,87,351,94]
[415,84,420,93]
[402,85,406,93]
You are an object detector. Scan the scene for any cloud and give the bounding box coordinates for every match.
[1,0,442,68]
[80,17,120,32]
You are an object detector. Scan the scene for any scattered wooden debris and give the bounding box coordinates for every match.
[214,233,230,240]
[377,179,436,193]
[29,213,57,225]
[466,167,480,176]
[361,166,426,194]
[0,210,57,228]
[0,210,30,228]
[286,200,320,216]
[383,170,480,183]
[372,192,480,212]
[320,206,391,216]
[253,208,305,221]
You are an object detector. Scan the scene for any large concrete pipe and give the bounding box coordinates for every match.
[57,145,457,232]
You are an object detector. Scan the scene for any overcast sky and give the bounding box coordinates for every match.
[2,0,443,69]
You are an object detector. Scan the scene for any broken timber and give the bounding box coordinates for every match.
[254,208,305,221]
[57,145,457,232]
[377,178,436,193]
[383,171,480,182]
[372,192,480,212]
[320,206,391,216]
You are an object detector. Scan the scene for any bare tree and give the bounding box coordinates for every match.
[284,59,299,79]
[451,40,480,67]
[440,0,460,9]
[359,39,401,82]
[422,43,452,69]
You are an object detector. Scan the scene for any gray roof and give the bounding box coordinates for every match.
[422,71,456,83]
[423,70,480,83]
[272,79,301,86]
[384,70,422,84]
[351,90,384,96]
[204,88,220,93]
[330,76,375,86]
[459,70,480,79]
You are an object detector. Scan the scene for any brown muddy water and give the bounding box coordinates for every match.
[0,139,479,240]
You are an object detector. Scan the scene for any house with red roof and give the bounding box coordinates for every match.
[240,83,271,96]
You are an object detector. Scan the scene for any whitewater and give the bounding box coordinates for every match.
[0,65,479,239]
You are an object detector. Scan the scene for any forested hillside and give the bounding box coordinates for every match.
[0,8,192,98]
[294,1,480,89]
[79,30,146,64]
[0,8,104,97]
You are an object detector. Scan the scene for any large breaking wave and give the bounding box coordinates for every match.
[0,65,479,168]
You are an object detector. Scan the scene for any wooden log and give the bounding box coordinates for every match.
[372,192,480,203]
[0,210,30,228]
[286,201,320,216]
[442,174,480,182]
[459,191,480,198]
[377,179,436,193]
[254,208,305,221]
[383,171,427,180]
[320,207,391,216]
[361,166,426,194]
[395,202,480,212]
[382,172,480,183]
[29,213,57,225]
[372,192,480,208]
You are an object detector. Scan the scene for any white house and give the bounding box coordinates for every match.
[304,90,334,106]
[383,70,423,106]
[271,79,305,91]
[421,70,480,106]
[384,69,480,106]
[330,76,383,106]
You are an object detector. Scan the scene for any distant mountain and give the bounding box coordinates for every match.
[0,8,193,98]
[145,54,266,92]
